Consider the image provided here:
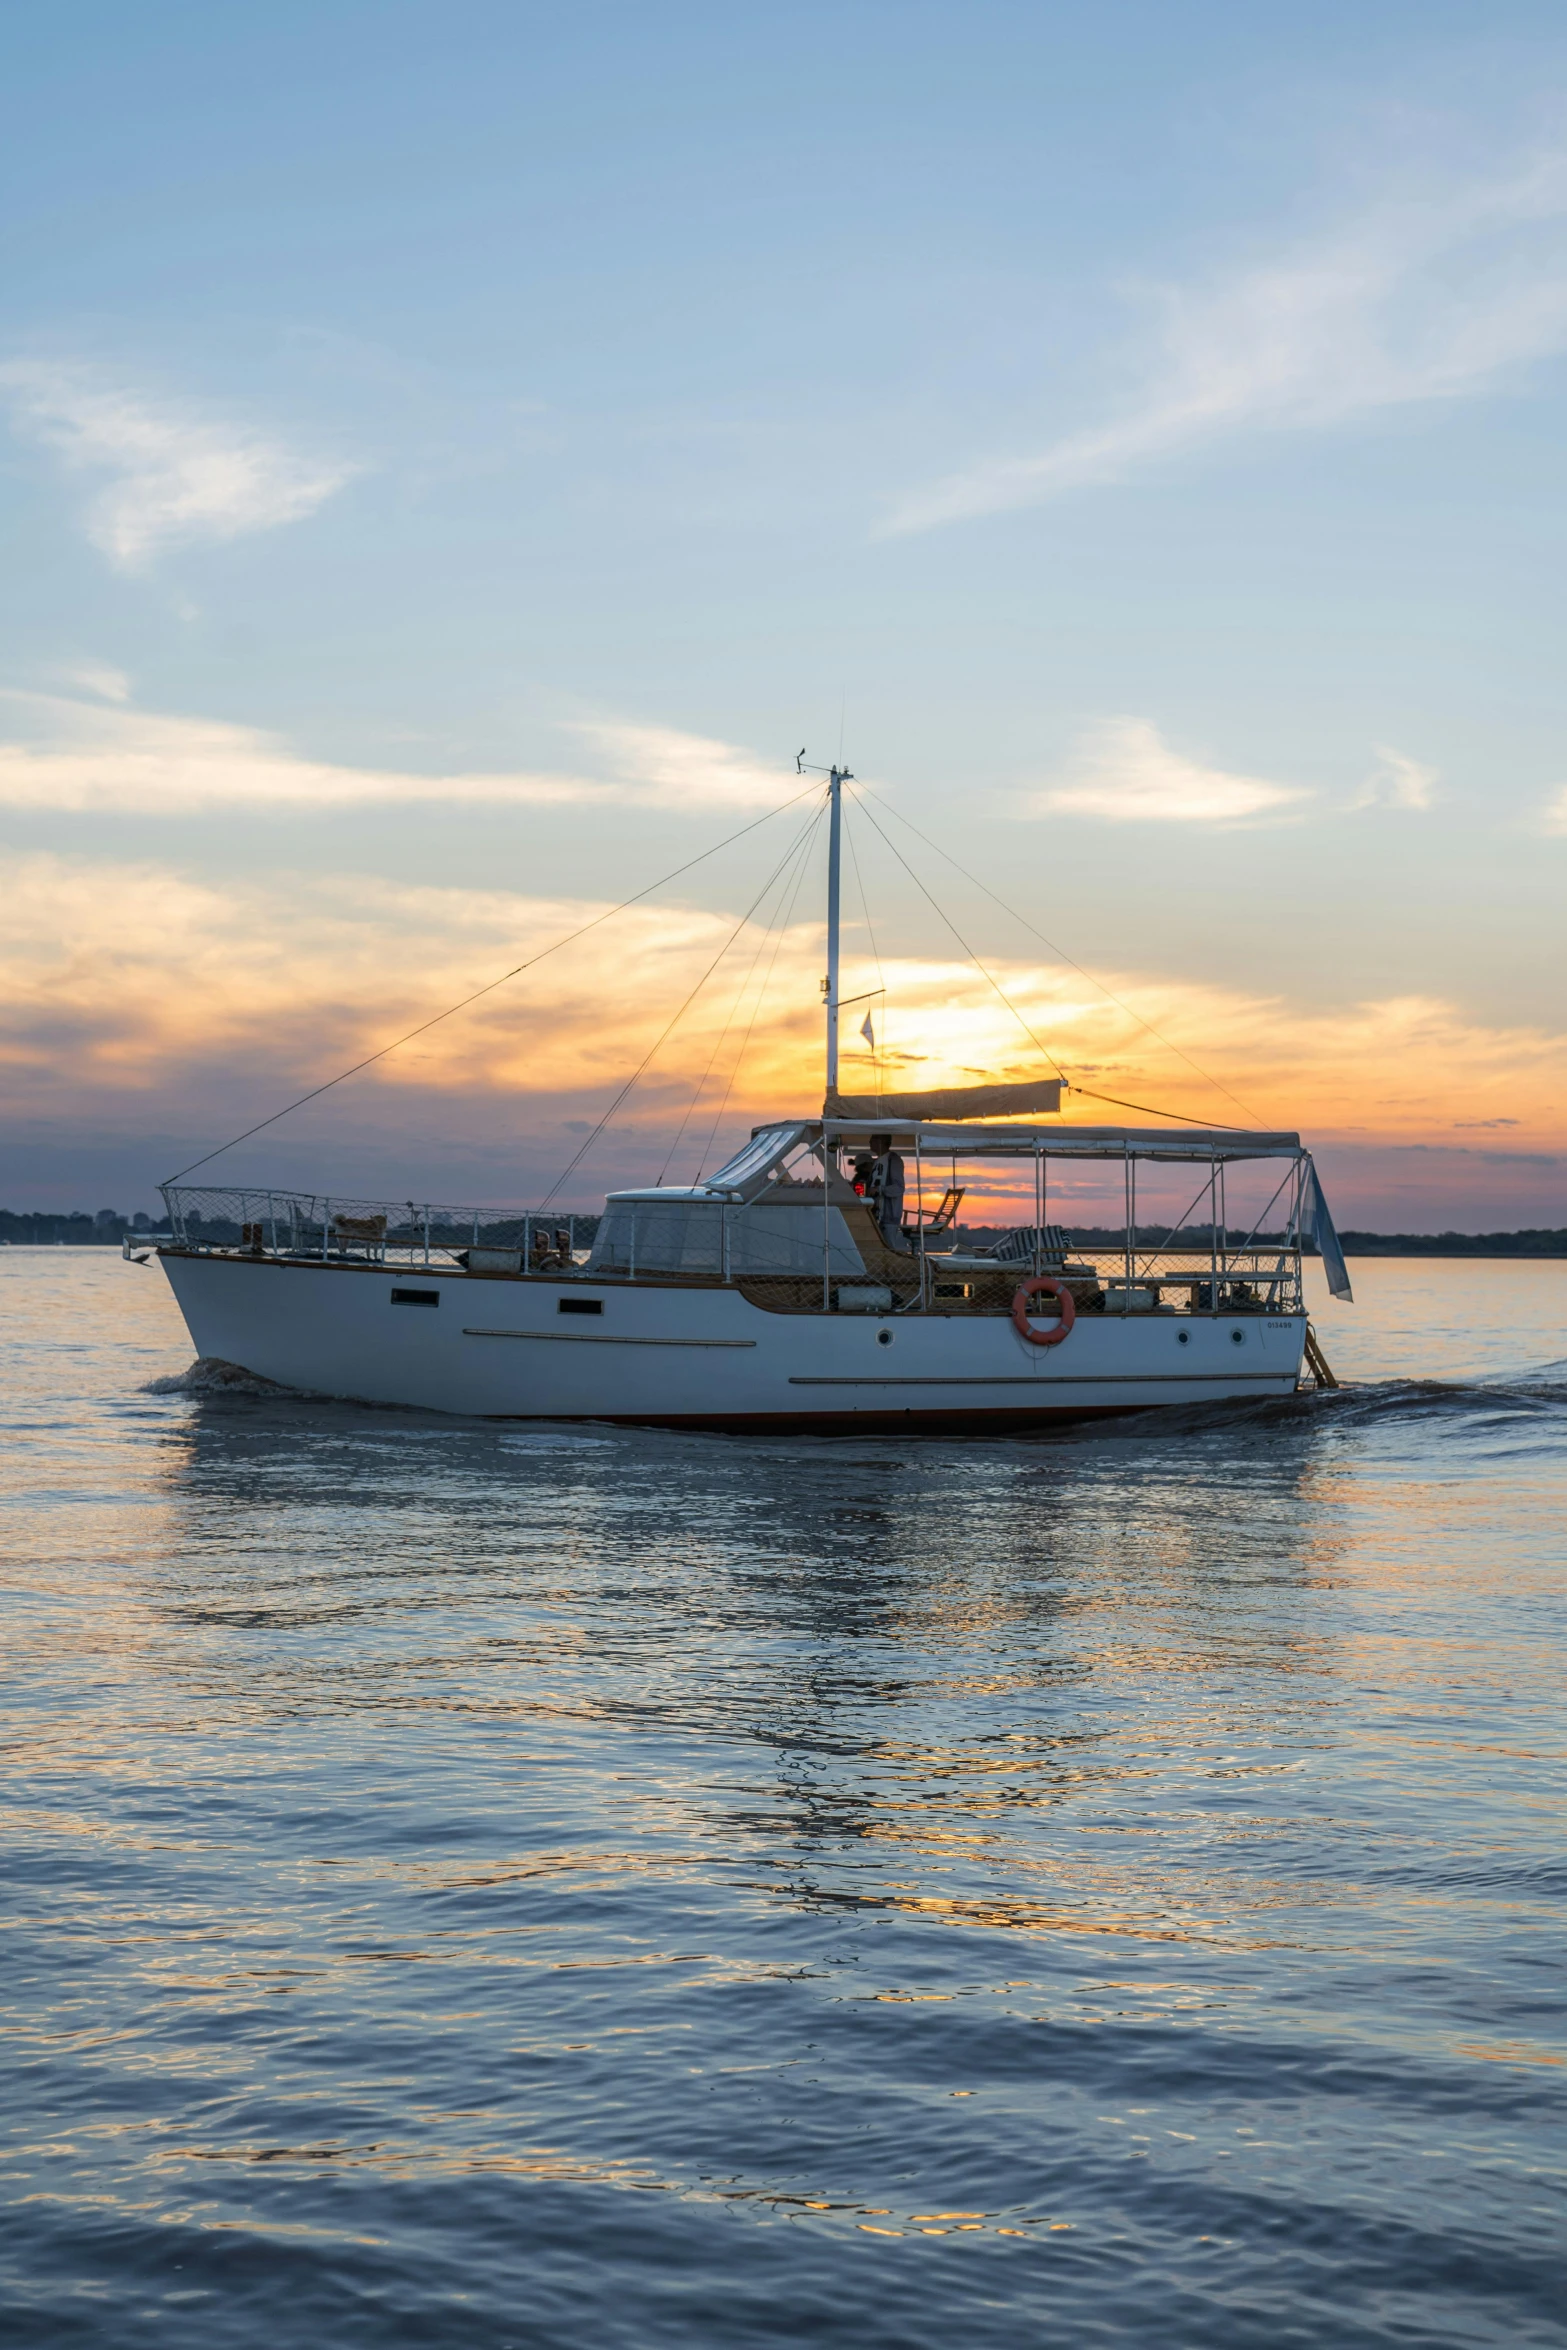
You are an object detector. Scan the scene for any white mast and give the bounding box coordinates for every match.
[825,763,848,1096]
[796,751,852,1102]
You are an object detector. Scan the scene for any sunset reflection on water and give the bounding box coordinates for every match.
[3,1251,1564,2349]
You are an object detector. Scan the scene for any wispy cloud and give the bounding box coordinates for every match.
[1353,746,1438,811]
[1541,782,1567,833]
[571,720,798,809]
[888,152,1567,532]
[62,662,133,703]
[1025,718,1308,824]
[0,361,355,566]
[0,687,799,815]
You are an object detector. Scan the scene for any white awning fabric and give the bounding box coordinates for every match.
[824,1079,1062,1121]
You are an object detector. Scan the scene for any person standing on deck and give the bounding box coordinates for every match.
[867,1133,909,1251]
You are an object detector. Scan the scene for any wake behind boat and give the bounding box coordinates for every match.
[141,763,1353,1427]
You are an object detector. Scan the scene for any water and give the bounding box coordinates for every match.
[3,1250,1564,2348]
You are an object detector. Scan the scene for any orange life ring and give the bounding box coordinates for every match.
[1011,1274,1075,1348]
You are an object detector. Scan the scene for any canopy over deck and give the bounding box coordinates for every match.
[817,1119,1305,1161]
[703,1118,1305,1188]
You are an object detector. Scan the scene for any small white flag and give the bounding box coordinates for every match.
[860,1012,876,1049]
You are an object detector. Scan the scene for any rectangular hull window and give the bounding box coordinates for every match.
[390,1288,440,1308]
[558,1298,604,1317]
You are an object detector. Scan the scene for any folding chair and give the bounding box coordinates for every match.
[906,1185,965,1241]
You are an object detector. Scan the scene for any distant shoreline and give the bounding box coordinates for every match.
[1335,1235,1567,1259]
[957,1224,1567,1261]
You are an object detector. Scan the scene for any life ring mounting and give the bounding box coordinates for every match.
[1011,1274,1075,1348]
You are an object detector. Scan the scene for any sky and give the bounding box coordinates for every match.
[3,0,1566,1228]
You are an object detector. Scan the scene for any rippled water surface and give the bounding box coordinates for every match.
[3,1251,1564,2347]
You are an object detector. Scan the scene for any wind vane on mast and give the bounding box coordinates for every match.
[796,749,854,1096]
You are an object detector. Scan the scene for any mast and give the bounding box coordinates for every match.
[825,764,845,1096]
[796,750,852,1102]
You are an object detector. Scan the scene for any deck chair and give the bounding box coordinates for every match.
[906,1186,965,1240]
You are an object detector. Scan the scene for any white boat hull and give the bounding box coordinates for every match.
[158,1252,1308,1429]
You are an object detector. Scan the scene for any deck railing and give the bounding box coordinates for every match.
[160,1183,1304,1311]
[1069,1245,1303,1312]
[160,1185,580,1266]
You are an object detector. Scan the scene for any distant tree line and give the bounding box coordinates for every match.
[1336,1228,1567,1257]
[1,1209,160,1245]
[952,1223,1567,1257]
[0,1207,606,1247]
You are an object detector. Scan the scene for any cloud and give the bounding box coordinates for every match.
[63,662,133,703]
[0,851,828,1121]
[571,720,798,809]
[887,151,1567,532]
[1353,746,1438,811]
[1542,783,1567,833]
[1025,718,1308,824]
[4,850,1556,1145]
[0,688,799,815]
[2,847,1562,1218]
[0,360,355,566]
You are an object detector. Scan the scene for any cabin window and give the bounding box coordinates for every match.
[558,1298,604,1316]
[586,1196,861,1277]
[390,1287,440,1308]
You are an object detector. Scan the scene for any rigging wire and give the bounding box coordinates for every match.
[651,943,762,1189]
[691,797,825,1180]
[852,782,1262,1125]
[160,781,819,1186]
[535,795,828,1211]
[1069,1085,1261,1129]
[693,805,824,1170]
[1133,1166,1237,1279]
[654,802,825,1184]
[653,864,790,1185]
[848,789,1070,1087]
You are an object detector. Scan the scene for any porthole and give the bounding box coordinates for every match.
[1230,1327,1246,1346]
[1176,1329,1190,1346]
[876,1328,894,1347]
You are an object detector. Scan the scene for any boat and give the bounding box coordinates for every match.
[142,765,1352,1429]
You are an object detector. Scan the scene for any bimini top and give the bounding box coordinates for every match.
[818,1118,1305,1161]
[695,1118,1305,1195]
